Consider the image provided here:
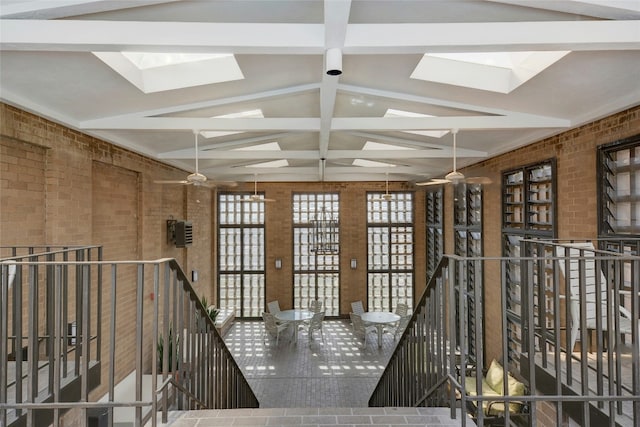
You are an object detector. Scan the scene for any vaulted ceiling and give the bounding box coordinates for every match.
[1,0,639,184]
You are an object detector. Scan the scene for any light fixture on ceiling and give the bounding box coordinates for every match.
[310,207,339,255]
[242,174,275,203]
[310,159,339,255]
[325,48,342,76]
[372,171,393,202]
[416,129,492,186]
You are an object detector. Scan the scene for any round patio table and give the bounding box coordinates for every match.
[275,309,313,343]
[360,311,401,348]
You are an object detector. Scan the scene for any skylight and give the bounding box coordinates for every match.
[384,109,449,138]
[234,141,280,151]
[202,109,264,139]
[245,159,289,168]
[352,159,396,168]
[353,141,413,167]
[411,51,570,94]
[93,52,244,93]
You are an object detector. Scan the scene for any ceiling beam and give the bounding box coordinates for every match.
[80,115,569,131]
[2,20,638,53]
[159,148,486,160]
[486,0,640,20]
[0,1,179,19]
[201,166,419,176]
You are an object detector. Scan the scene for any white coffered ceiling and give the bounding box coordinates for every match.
[1,0,639,183]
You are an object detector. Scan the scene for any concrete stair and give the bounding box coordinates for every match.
[157,407,476,426]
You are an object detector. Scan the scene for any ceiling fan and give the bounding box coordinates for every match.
[154,130,236,188]
[371,171,393,202]
[242,174,275,203]
[416,129,492,186]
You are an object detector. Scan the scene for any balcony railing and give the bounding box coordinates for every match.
[1,245,258,427]
[369,241,640,427]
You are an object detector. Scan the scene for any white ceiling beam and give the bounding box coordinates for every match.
[201,166,419,176]
[486,0,640,20]
[319,0,351,164]
[2,20,639,53]
[159,149,486,160]
[0,1,179,19]
[198,133,298,151]
[80,117,322,131]
[81,115,569,131]
[346,21,640,53]
[0,20,325,53]
[105,84,320,121]
[331,115,570,130]
[346,132,488,156]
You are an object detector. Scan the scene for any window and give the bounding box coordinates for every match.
[217,193,266,318]
[425,187,443,281]
[454,183,483,359]
[599,136,640,236]
[292,193,340,316]
[367,192,414,312]
[502,160,556,366]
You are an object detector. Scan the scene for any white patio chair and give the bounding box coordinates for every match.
[389,303,410,340]
[555,242,638,352]
[309,299,323,313]
[350,312,376,349]
[351,300,365,315]
[299,311,325,346]
[267,300,281,314]
[262,311,290,345]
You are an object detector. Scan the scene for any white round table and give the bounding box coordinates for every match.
[360,311,401,347]
[275,309,313,343]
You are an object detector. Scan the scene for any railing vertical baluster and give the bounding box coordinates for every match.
[1,262,9,427]
[160,262,168,425]
[96,247,103,362]
[46,252,55,395]
[135,264,144,427]
[27,263,38,427]
[81,264,91,423]
[632,256,640,424]
[552,255,563,426]
[53,265,62,427]
[62,250,68,378]
[108,264,117,427]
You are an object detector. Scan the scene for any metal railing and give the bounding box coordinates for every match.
[1,246,258,427]
[369,243,640,427]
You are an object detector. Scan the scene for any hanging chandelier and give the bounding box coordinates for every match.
[310,207,339,255]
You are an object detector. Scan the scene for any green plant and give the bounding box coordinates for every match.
[200,295,219,323]
[157,322,179,372]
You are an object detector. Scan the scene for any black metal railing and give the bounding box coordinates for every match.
[0,245,258,427]
[369,244,640,427]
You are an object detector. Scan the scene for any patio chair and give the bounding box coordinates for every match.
[555,242,638,352]
[267,300,281,314]
[299,311,325,346]
[350,312,376,349]
[388,303,410,340]
[351,300,365,315]
[309,299,323,313]
[262,311,290,345]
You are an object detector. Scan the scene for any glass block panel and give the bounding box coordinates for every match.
[293,193,340,315]
[219,274,242,317]
[242,274,265,317]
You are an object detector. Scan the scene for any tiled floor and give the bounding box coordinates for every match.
[159,319,475,426]
[224,319,397,408]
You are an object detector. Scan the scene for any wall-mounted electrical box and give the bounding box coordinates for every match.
[167,219,193,248]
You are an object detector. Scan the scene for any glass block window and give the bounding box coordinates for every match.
[217,193,266,318]
[599,136,640,236]
[453,183,483,359]
[292,193,340,316]
[426,188,443,281]
[502,159,556,368]
[367,192,414,312]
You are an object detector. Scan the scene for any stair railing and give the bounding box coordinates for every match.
[0,246,258,427]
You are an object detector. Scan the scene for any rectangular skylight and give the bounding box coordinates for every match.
[93,51,244,93]
[383,109,449,138]
[202,109,264,139]
[245,159,289,168]
[411,51,570,94]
